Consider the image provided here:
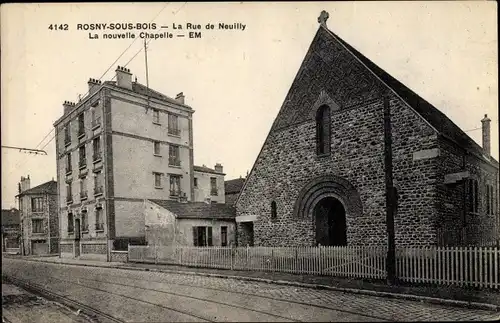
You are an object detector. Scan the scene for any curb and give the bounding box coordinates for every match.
[9,256,500,312]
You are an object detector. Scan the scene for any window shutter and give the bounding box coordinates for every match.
[192,226,198,246]
[207,227,213,246]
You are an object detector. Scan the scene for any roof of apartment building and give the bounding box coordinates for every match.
[224,178,245,195]
[193,165,224,175]
[150,199,235,220]
[104,81,191,109]
[1,208,20,226]
[16,180,57,197]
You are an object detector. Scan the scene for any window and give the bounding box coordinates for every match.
[153,109,160,124]
[66,182,73,202]
[79,145,86,167]
[316,105,331,155]
[168,114,180,135]
[81,212,88,232]
[467,179,479,213]
[221,226,228,247]
[194,178,198,188]
[32,219,44,233]
[271,201,277,220]
[66,153,72,172]
[94,172,103,195]
[169,145,180,166]
[210,177,218,196]
[64,125,71,144]
[80,177,88,200]
[31,197,43,212]
[78,113,85,136]
[170,174,181,196]
[154,172,162,188]
[486,184,495,216]
[68,213,74,233]
[91,109,101,129]
[193,226,213,247]
[154,141,161,156]
[93,137,101,161]
[95,207,104,231]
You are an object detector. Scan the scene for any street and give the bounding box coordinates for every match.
[2,258,499,322]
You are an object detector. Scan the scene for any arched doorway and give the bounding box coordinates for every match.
[314,197,347,246]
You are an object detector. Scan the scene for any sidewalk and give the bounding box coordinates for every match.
[6,254,500,311]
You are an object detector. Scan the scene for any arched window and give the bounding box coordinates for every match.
[316,105,331,155]
[271,201,277,220]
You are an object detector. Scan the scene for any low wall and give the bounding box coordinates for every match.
[110,250,128,263]
[79,253,107,261]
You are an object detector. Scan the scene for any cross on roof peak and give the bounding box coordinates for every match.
[318,10,329,28]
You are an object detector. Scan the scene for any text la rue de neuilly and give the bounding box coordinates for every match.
[87,22,247,40]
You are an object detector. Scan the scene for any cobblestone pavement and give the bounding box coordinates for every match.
[2,281,87,323]
[3,258,500,322]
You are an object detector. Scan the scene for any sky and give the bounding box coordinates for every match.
[1,2,498,209]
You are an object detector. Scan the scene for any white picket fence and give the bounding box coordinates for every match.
[396,247,499,289]
[128,245,500,289]
[129,245,387,279]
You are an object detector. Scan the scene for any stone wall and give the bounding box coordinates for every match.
[60,242,73,254]
[110,250,128,262]
[81,243,107,254]
[390,96,440,247]
[235,27,450,248]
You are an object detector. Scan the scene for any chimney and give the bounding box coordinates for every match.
[115,66,132,90]
[88,78,102,95]
[63,101,76,114]
[214,163,223,173]
[481,114,491,155]
[175,92,185,105]
[19,175,31,193]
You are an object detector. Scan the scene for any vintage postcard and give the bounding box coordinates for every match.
[1,2,499,322]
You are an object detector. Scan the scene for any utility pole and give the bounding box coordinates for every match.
[1,146,47,155]
[383,94,397,285]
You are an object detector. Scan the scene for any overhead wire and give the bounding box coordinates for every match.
[7,2,179,175]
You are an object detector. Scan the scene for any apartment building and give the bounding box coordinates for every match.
[16,176,59,255]
[54,66,228,261]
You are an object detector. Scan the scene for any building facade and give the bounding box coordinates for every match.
[236,19,499,248]
[16,177,59,255]
[54,66,227,260]
[193,165,226,203]
[144,199,236,247]
[1,208,21,253]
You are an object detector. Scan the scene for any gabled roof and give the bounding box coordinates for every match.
[323,26,497,166]
[1,209,20,226]
[104,81,192,109]
[236,23,498,206]
[224,178,245,194]
[149,199,235,220]
[194,165,224,175]
[17,180,57,196]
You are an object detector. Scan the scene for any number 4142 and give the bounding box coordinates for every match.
[48,24,69,31]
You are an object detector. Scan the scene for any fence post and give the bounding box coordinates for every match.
[154,244,158,264]
[126,243,129,263]
[246,245,249,269]
[230,246,234,270]
[271,249,275,272]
